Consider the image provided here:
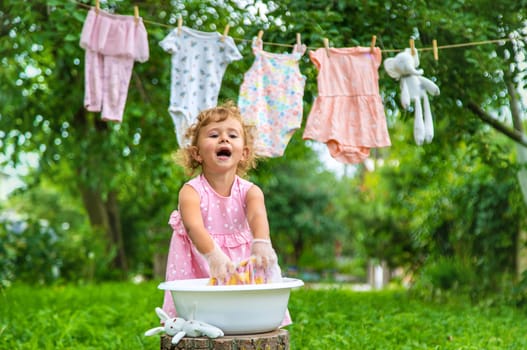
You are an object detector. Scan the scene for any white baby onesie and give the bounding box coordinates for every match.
[160,26,242,147]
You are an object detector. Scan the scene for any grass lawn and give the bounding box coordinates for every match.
[1,281,526,349]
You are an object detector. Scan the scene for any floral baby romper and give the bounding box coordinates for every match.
[238,38,306,157]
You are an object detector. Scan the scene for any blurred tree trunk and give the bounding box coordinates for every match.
[80,186,128,273]
[153,252,167,279]
[505,70,527,279]
[71,102,129,274]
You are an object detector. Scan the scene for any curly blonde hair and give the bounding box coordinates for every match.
[176,101,257,177]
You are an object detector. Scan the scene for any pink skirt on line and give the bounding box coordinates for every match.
[80,8,149,62]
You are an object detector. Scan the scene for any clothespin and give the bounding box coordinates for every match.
[409,38,416,56]
[257,30,264,45]
[95,0,100,13]
[177,16,183,36]
[134,6,139,24]
[370,35,377,53]
[433,39,438,61]
[323,37,330,57]
[221,25,230,42]
[295,33,302,52]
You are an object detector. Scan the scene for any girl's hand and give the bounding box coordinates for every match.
[204,244,235,282]
[251,239,278,269]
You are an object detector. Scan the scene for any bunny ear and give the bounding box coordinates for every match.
[410,48,420,67]
[144,327,164,336]
[155,307,169,321]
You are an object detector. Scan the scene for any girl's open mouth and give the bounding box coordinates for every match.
[217,148,232,157]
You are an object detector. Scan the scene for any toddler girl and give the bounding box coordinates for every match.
[162,102,283,320]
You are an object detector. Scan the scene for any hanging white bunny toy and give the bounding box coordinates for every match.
[383,48,440,145]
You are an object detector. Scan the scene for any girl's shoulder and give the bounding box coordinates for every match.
[235,175,257,193]
[179,176,203,196]
[235,175,253,187]
[186,175,202,187]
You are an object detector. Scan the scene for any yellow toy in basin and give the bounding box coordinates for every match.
[208,256,281,286]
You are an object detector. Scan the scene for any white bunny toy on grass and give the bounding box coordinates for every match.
[144,307,224,345]
[383,48,440,145]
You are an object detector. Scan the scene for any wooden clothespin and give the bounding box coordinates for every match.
[295,33,302,53]
[221,25,230,42]
[95,0,100,13]
[323,37,330,57]
[133,6,139,24]
[433,39,438,61]
[257,30,264,45]
[370,35,377,53]
[409,38,416,56]
[177,16,183,36]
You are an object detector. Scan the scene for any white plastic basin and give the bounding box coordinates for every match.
[158,277,304,335]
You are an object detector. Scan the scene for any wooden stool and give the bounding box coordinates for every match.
[160,329,289,350]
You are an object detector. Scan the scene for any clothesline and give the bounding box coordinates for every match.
[70,0,521,56]
[72,0,507,158]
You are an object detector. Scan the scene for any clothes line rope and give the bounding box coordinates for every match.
[69,0,521,55]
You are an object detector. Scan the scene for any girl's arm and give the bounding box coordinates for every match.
[246,185,277,269]
[178,184,215,254]
[179,184,235,281]
[245,185,271,240]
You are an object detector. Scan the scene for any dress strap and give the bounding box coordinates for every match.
[293,43,306,56]
[251,37,263,54]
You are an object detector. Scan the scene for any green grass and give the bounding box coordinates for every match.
[1,281,526,349]
[290,286,527,349]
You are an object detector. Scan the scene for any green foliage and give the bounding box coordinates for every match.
[408,136,522,293]
[0,181,115,285]
[411,256,478,300]
[0,215,114,286]
[2,282,527,349]
[254,149,344,268]
[510,270,527,307]
[338,108,525,292]
[0,216,62,286]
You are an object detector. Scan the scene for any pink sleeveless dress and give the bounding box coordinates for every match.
[303,47,391,163]
[162,175,291,325]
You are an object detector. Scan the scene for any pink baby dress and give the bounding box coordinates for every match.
[303,47,391,163]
